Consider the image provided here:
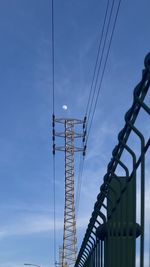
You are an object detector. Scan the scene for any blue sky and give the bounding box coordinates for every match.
[0,0,150,267]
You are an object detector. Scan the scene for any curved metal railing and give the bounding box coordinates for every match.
[75,53,150,267]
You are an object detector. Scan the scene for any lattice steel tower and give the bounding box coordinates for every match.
[53,117,86,267]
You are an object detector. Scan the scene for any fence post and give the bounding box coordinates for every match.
[97,176,141,267]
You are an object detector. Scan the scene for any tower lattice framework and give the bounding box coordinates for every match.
[63,120,77,266]
[53,117,86,267]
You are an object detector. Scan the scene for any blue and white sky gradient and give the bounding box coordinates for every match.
[0,1,150,267]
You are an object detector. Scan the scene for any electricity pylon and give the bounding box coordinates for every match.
[53,116,86,267]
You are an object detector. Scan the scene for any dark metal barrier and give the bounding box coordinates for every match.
[74,53,150,267]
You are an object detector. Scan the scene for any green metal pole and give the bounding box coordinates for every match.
[105,176,137,267]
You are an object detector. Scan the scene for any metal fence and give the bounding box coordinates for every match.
[74,53,150,267]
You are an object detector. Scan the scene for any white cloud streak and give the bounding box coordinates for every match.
[0,213,89,239]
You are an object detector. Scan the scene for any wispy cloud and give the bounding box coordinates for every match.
[0,212,89,239]
[0,214,60,239]
[1,263,22,267]
[86,119,118,161]
[1,263,50,267]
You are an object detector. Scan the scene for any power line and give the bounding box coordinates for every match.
[85,0,110,119]
[76,0,115,216]
[75,155,85,219]
[76,0,122,218]
[51,0,56,265]
[53,155,56,265]
[52,0,55,115]
[76,0,111,219]
[86,0,122,144]
[86,0,115,125]
[75,118,87,219]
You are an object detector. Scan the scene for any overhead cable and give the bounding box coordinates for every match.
[85,0,110,119]
[53,155,56,265]
[51,0,56,265]
[75,0,111,219]
[86,0,115,124]
[52,0,55,115]
[76,0,122,218]
[86,0,122,145]
[75,155,85,219]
